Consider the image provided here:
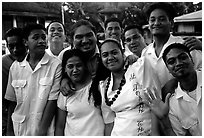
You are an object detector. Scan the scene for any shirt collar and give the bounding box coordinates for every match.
[175,70,202,104]
[19,52,50,67]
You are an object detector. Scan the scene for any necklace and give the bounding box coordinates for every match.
[105,64,129,106]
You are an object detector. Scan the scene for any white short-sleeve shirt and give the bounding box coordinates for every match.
[100,56,161,136]
[169,70,202,136]
[5,52,62,136]
[141,35,202,87]
[57,81,105,136]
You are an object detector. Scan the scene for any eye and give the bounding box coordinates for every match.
[125,38,131,43]
[75,35,83,39]
[167,58,175,65]
[101,52,108,58]
[67,64,73,69]
[58,28,63,32]
[32,36,39,40]
[49,28,55,32]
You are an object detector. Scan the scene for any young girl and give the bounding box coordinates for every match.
[55,49,104,136]
[99,38,161,136]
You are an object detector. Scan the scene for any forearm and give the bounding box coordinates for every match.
[6,101,16,136]
[38,100,57,135]
[160,116,176,136]
[104,122,114,136]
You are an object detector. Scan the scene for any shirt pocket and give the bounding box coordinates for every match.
[11,80,27,103]
[11,113,26,136]
[181,116,198,129]
[38,77,52,100]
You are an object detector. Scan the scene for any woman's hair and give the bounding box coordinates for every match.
[61,48,102,107]
[61,49,87,80]
[99,38,123,53]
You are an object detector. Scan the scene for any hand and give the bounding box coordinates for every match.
[125,54,139,66]
[60,78,76,96]
[183,36,202,51]
[144,88,171,120]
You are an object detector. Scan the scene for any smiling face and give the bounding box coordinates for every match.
[65,56,86,84]
[124,28,146,57]
[47,22,66,44]
[73,25,97,54]
[105,22,122,41]
[25,29,47,55]
[100,41,124,72]
[165,48,194,79]
[149,9,172,36]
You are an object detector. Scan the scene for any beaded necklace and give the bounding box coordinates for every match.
[105,64,129,106]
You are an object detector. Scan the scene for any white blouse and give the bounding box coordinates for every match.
[57,82,104,136]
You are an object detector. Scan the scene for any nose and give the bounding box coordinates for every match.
[154,19,161,25]
[175,58,182,66]
[39,37,46,43]
[73,66,78,72]
[13,46,17,53]
[82,36,89,43]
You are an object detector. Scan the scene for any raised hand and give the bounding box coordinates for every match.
[144,88,171,120]
[183,36,202,51]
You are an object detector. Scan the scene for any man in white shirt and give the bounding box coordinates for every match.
[142,2,202,99]
[145,43,202,136]
[46,21,67,57]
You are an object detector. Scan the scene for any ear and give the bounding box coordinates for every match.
[23,39,28,48]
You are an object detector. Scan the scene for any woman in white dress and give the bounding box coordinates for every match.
[55,49,104,136]
[99,38,161,136]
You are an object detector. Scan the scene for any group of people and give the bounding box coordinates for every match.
[2,2,202,136]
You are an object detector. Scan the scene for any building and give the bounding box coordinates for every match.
[2,2,61,39]
[173,10,202,40]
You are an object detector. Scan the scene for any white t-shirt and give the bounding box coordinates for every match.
[100,56,161,136]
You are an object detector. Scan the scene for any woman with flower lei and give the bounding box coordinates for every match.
[99,38,161,136]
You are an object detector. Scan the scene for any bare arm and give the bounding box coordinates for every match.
[183,36,202,51]
[104,122,114,136]
[144,88,176,136]
[54,108,67,136]
[37,100,57,136]
[6,101,16,136]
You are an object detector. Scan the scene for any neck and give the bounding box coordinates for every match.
[153,33,170,57]
[179,71,197,92]
[49,42,63,56]
[153,33,170,48]
[27,52,45,69]
[74,73,92,90]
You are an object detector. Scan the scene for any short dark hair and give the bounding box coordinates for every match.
[46,20,66,34]
[104,17,122,29]
[23,23,46,40]
[124,24,143,36]
[4,27,24,43]
[99,38,123,53]
[70,19,96,40]
[162,43,193,64]
[145,2,176,21]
